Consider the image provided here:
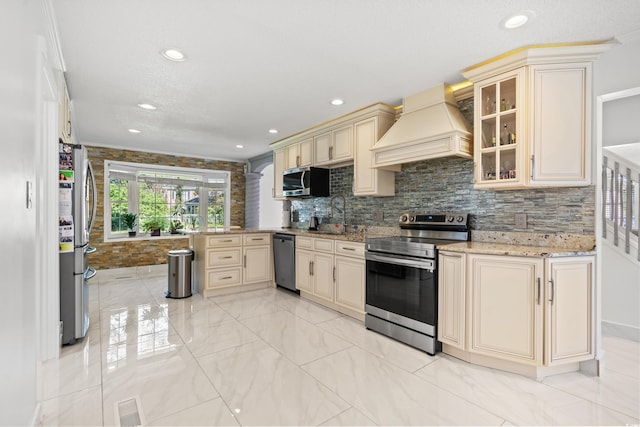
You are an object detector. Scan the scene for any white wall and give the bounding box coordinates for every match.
[594,32,640,341]
[0,0,61,424]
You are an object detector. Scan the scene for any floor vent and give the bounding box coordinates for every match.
[115,396,145,427]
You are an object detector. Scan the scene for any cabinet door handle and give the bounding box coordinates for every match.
[221,256,233,259]
[296,155,300,167]
[333,266,336,282]
[222,239,233,242]
[342,247,356,251]
[221,276,232,280]
[310,261,314,276]
[530,155,535,180]
[537,278,541,305]
[548,279,554,305]
[329,146,333,160]
[251,237,263,241]
[243,255,247,268]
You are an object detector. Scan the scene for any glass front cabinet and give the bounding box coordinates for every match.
[475,69,525,188]
[463,44,610,190]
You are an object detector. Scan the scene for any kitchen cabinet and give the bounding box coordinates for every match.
[462,44,608,189]
[314,124,353,166]
[545,256,594,365]
[334,241,366,318]
[295,236,365,320]
[273,148,285,200]
[295,236,335,303]
[439,249,595,378]
[285,138,313,169]
[193,233,272,296]
[437,251,466,350]
[468,254,543,365]
[242,234,271,284]
[270,103,398,198]
[353,115,399,196]
[59,78,72,144]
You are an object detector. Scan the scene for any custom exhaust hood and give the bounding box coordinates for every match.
[372,83,473,168]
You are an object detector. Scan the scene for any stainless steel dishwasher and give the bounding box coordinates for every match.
[273,233,297,292]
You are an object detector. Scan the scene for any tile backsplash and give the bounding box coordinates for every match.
[290,156,595,235]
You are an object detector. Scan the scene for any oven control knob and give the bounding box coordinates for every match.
[401,215,408,222]
[409,216,415,222]
[456,216,464,223]
[446,216,454,222]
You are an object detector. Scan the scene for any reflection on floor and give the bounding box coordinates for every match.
[40,265,640,426]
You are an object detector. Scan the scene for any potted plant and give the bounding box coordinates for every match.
[142,218,164,236]
[122,212,138,237]
[169,219,184,234]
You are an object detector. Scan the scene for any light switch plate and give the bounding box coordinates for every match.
[515,213,527,229]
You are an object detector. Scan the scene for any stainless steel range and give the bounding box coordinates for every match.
[365,213,470,355]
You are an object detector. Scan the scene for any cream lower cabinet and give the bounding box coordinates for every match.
[296,237,365,320]
[193,233,272,297]
[437,251,466,350]
[545,256,594,366]
[439,252,594,378]
[334,241,366,319]
[468,254,543,366]
[295,237,335,303]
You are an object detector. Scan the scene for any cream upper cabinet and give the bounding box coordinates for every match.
[437,251,466,350]
[59,78,72,144]
[544,256,594,366]
[285,138,313,169]
[462,44,609,190]
[353,114,399,196]
[314,124,353,166]
[273,148,285,200]
[468,254,544,366]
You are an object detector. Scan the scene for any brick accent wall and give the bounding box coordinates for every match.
[86,146,245,269]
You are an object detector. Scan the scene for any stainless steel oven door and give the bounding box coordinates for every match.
[365,252,436,337]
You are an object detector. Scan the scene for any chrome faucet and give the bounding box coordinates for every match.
[329,194,346,230]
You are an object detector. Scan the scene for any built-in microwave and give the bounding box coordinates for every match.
[283,167,330,197]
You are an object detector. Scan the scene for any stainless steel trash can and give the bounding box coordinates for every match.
[167,249,193,299]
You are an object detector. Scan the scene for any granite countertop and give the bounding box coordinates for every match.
[190,228,595,256]
[438,241,596,257]
[189,227,389,243]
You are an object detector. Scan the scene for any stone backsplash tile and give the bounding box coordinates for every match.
[86,146,245,270]
[291,156,595,236]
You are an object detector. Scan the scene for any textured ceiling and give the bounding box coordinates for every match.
[52,0,640,162]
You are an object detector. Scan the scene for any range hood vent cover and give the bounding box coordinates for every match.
[372,83,473,168]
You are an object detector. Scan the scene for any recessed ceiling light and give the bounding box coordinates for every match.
[330,99,344,106]
[128,128,141,134]
[236,144,244,149]
[161,48,185,61]
[268,129,279,134]
[137,103,157,110]
[501,11,535,29]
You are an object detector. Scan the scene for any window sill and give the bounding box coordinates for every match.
[104,233,190,243]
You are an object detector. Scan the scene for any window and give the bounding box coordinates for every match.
[105,161,231,239]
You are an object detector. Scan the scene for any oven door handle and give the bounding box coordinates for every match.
[366,252,434,271]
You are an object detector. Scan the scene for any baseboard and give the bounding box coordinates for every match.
[602,320,640,342]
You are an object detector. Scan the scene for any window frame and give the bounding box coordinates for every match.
[104,160,231,241]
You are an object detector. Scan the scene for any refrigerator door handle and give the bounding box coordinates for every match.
[87,159,97,235]
[84,267,97,280]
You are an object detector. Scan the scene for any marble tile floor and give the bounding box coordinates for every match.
[40,265,640,426]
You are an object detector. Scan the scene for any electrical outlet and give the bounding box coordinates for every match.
[515,213,527,229]
[373,211,384,222]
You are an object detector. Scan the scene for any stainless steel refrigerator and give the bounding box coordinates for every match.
[59,145,97,345]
